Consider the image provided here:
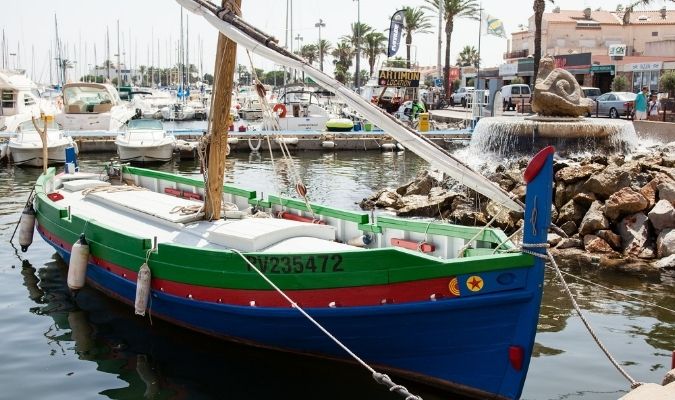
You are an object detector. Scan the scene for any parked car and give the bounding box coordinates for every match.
[594,91,636,119]
[581,87,602,101]
[501,84,531,111]
[450,86,474,107]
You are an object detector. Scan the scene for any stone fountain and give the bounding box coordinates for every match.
[471,56,639,156]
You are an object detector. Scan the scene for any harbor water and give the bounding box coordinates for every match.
[1,150,674,400]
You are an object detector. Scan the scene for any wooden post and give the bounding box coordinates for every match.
[31,114,48,174]
[204,0,240,220]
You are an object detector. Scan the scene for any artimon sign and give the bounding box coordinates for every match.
[378,70,421,87]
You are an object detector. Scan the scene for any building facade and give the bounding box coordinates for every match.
[502,7,675,93]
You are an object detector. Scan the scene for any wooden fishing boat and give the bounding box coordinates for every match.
[27,2,556,399]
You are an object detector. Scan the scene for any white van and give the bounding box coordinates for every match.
[501,84,531,111]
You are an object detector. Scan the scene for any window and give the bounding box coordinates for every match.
[513,87,520,95]
[633,71,660,93]
[522,86,531,94]
[607,94,616,101]
[652,31,659,37]
[24,96,36,106]
[1,90,15,109]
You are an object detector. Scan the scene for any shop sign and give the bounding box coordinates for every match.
[499,63,518,76]
[377,69,421,87]
[629,62,663,71]
[608,44,627,57]
[553,53,592,71]
[590,65,615,74]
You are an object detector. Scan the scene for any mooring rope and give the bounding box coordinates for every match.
[520,242,643,389]
[231,249,422,400]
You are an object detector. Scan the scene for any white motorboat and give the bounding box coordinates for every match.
[274,90,331,131]
[0,70,56,132]
[239,97,263,120]
[56,83,136,131]
[160,102,196,121]
[8,118,77,167]
[115,119,175,163]
[133,90,175,119]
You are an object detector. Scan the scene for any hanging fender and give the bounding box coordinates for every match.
[273,103,287,118]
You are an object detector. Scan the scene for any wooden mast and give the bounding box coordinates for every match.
[204,0,240,220]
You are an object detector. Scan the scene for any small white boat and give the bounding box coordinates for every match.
[239,97,263,120]
[8,118,77,167]
[160,103,195,121]
[115,119,175,163]
[275,90,331,131]
[55,83,136,131]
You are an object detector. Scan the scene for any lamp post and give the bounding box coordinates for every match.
[354,0,361,93]
[315,18,326,71]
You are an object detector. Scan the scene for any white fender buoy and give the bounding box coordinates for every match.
[135,262,152,316]
[18,204,36,252]
[348,234,373,247]
[67,234,89,290]
[396,143,405,151]
[321,140,335,149]
[227,137,239,145]
[275,137,299,145]
[381,143,397,151]
[248,136,262,152]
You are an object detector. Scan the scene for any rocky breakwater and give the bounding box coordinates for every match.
[360,142,675,274]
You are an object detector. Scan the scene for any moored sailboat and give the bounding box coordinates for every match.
[27,2,556,399]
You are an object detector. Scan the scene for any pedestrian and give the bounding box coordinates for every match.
[634,86,649,120]
[647,95,660,121]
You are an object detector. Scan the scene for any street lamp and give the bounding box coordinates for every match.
[353,0,361,92]
[315,18,326,71]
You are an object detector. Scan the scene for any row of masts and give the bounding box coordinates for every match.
[0,9,205,89]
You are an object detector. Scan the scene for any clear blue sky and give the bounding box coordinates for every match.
[0,0,669,84]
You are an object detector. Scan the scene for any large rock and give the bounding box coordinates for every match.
[604,187,649,221]
[397,170,442,196]
[573,192,596,209]
[617,212,651,257]
[640,178,660,208]
[658,181,675,204]
[554,181,584,209]
[375,189,402,209]
[655,254,675,269]
[579,201,609,235]
[557,199,587,226]
[559,221,578,237]
[596,229,622,250]
[397,190,461,217]
[582,167,633,199]
[556,237,583,249]
[486,200,516,230]
[648,200,675,231]
[583,234,615,253]
[656,228,675,258]
[555,163,605,184]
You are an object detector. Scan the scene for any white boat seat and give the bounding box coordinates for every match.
[206,218,336,252]
[62,179,111,192]
[85,189,204,224]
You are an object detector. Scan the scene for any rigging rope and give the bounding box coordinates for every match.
[519,242,643,390]
[231,249,422,400]
[245,50,317,219]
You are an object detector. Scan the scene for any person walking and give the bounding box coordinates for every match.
[634,86,649,121]
[648,95,661,121]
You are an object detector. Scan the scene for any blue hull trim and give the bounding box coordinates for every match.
[44,231,540,400]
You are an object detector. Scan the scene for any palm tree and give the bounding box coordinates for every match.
[402,7,433,69]
[331,41,354,84]
[342,22,373,85]
[533,0,555,84]
[317,39,332,72]
[362,32,387,75]
[423,0,479,99]
[300,44,319,66]
[456,45,480,67]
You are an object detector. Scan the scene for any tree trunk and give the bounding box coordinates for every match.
[369,56,374,76]
[533,0,545,85]
[204,0,241,220]
[444,19,454,100]
[406,33,412,69]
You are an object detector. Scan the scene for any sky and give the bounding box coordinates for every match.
[1,0,672,84]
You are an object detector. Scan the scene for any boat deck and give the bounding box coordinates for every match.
[52,175,362,254]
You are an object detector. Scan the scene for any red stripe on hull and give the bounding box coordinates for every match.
[38,224,458,308]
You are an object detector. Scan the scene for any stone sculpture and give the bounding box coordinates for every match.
[531,56,594,117]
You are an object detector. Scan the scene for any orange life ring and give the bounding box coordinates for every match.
[273,103,287,118]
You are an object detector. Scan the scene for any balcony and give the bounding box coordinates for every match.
[503,49,529,59]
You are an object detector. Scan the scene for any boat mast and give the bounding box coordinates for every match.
[116,19,121,88]
[203,0,240,220]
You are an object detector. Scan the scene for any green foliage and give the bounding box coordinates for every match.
[362,32,387,75]
[332,41,354,83]
[452,79,461,91]
[203,73,214,85]
[384,57,407,68]
[300,44,319,65]
[660,71,675,96]
[456,45,480,68]
[466,78,475,87]
[611,75,629,92]
[511,77,525,84]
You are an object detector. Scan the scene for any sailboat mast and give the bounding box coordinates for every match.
[116,19,121,88]
[204,0,240,220]
[186,14,190,88]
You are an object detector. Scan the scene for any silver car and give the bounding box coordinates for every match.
[594,91,636,119]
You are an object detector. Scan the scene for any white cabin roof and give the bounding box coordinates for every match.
[0,70,37,91]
